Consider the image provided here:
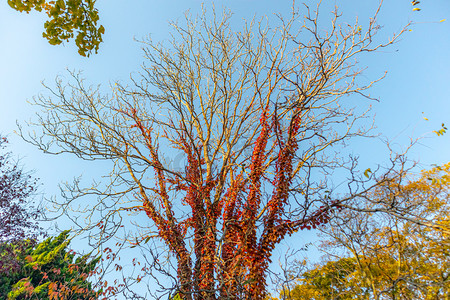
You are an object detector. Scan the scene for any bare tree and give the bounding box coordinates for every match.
[20,3,415,299]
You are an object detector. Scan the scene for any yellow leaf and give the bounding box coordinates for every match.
[413,8,421,11]
[440,19,446,23]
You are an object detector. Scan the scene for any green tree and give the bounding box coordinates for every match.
[0,231,101,299]
[7,0,104,57]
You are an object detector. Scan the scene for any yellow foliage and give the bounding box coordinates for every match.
[280,163,450,299]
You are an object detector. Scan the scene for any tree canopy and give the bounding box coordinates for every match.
[0,136,41,243]
[7,0,104,56]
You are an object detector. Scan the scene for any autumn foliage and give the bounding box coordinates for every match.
[118,98,338,299]
[281,163,450,299]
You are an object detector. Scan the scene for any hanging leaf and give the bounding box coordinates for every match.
[433,123,447,136]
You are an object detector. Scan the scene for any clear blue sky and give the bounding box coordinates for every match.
[1,0,449,182]
[1,0,449,297]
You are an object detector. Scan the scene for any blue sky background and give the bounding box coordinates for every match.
[1,0,449,184]
[1,0,450,297]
